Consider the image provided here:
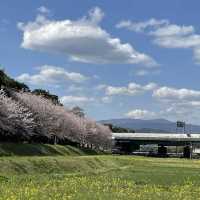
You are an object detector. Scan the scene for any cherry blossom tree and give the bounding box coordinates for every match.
[0,89,35,141]
[0,89,112,149]
[84,119,112,150]
[14,91,83,143]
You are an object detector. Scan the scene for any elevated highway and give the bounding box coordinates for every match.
[112,133,200,158]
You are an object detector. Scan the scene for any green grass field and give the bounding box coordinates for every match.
[0,143,200,199]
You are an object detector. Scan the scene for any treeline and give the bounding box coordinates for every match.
[0,69,61,105]
[0,70,111,150]
[0,69,29,91]
[0,89,111,150]
[104,124,135,133]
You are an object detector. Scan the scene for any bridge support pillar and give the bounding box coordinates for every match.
[183,145,193,159]
[158,145,167,157]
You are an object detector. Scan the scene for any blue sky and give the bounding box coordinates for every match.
[2,0,200,124]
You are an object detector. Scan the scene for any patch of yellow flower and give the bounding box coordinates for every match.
[0,175,199,200]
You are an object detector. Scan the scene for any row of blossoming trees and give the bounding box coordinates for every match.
[0,89,112,150]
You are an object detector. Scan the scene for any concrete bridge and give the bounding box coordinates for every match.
[112,133,200,158]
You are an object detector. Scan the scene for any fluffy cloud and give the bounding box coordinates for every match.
[152,86,200,123]
[150,24,194,37]
[153,86,200,100]
[105,82,157,96]
[153,34,200,49]
[16,65,88,86]
[117,18,200,64]
[17,7,157,66]
[60,95,94,106]
[118,84,200,122]
[125,109,156,119]
[116,18,168,32]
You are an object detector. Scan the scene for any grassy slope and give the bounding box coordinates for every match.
[1,144,200,199]
[0,143,98,156]
[0,143,199,185]
[0,155,200,199]
[0,154,200,185]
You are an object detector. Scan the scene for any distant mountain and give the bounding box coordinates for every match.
[100,118,200,133]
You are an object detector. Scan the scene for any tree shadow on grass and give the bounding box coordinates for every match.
[0,143,99,156]
[0,143,66,156]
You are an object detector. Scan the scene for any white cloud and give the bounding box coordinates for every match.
[117,18,200,64]
[116,18,168,32]
[105,82,157,96]
[60,95,94,106]
[160,103,200,123]
[125,109,156,119]
[150,24,194,37]
[153,86,200,100]
[16,65,88,86]
[107,83,200,122]
[106,86,129,96]
[18,7,157,66]
[152,86,200,123]
[96,82,200,122]
[124,104,200,123]
[153,34,200,49]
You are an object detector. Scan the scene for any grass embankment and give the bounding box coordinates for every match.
[0,143,98,156]
[0,144,200,199]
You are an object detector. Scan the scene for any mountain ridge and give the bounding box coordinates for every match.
[100,118,200,133]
